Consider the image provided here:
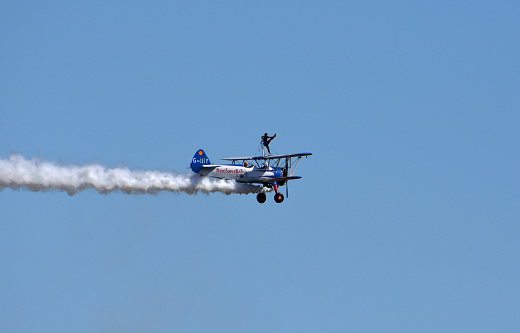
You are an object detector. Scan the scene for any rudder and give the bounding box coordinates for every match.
[190,149,211,173]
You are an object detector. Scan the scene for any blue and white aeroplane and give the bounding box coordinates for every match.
[190,148,312,203]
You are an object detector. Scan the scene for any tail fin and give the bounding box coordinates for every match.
[190,149,211,173]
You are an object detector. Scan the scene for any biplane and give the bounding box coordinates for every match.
[190,148,311,203]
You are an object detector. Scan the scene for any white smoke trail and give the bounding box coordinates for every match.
[0,154,265,196]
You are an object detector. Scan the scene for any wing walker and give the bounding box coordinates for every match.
[190,133,312,203]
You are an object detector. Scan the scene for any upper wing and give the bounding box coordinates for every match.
[222,152,312,161]
[221,156,256,161]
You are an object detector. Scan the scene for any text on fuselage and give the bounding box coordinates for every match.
[216,167,246,174]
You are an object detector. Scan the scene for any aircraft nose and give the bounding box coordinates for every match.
[274,168,282,178]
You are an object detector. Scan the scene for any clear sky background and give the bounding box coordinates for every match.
[1,1,519,332]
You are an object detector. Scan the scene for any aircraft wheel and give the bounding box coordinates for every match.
[257,193,267,204]
[274,193,284,203]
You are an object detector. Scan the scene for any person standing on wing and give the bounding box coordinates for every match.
[261,133,276,155]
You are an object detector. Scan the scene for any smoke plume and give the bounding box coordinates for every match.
[0,154,264,196]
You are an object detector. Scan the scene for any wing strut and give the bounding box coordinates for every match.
[286,156,290,198]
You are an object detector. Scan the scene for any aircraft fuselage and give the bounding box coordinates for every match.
[197,164,282,183]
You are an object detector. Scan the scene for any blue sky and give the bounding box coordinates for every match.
[1,1,519,332]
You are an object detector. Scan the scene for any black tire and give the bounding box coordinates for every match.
[274,193,284,203]
[257,193,267,204]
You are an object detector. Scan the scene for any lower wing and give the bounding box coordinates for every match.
[239,176,302,184]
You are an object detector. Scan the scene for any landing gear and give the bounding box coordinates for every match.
[256,193,267,204]
[257,183,285,204]
[274,193,284,203]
